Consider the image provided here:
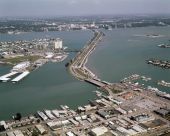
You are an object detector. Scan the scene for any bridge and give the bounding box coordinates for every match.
[84,78,108,88]
[64,49,80,52]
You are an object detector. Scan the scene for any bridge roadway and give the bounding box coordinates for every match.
[68,30,104,80]
[67,30,115,95]
[85,78,108,88]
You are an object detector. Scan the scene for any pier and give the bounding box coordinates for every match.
[11,71,30,83]
[0,72,18,82]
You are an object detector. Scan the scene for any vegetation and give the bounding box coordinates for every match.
[2,55,41,64]
[31,129,39,136]
[111,89,122,94]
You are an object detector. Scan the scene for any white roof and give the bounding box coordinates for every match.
[13,61,30,69]
[44,110,55,119]
[52,110,60,117]
[75,116,81,121]
[36,125,46,134]
[66,131,75,136]
[91,126,108,136]
[13,130,24,136]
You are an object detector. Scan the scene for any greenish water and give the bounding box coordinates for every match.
[0,27,170,120]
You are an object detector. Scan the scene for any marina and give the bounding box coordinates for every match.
[121,74,151,83]
[147,59,170,69]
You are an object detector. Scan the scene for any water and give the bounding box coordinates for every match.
[0,30,96,120]
[0,27,170,120]
[87,27,170,92]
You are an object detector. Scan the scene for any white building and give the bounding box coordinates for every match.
[45,52,54,59]
[35,125,47,135]
[90,126,108,136]
[66,131,75,136]
[0,121,8,130]
[54,39,63,49]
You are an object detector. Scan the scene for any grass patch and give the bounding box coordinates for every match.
[2,55,41,64]
[111,89,122,94]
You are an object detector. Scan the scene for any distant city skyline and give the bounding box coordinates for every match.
[0,0,170,17]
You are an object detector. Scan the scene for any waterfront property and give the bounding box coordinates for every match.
[1,28,168,133]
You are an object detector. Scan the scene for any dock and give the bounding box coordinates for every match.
[0,72,18,82]
[11,71,30,83]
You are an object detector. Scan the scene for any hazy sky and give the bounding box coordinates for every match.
[0,0,170,17]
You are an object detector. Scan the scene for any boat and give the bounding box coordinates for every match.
[157,44,170,48]
[158,80,170,87]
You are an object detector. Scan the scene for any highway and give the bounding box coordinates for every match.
[68,30,107,84]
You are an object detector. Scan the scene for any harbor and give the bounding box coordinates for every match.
[0,24,170,136]
[121,74,151,83]
[0,61,31,83]
[1,80,170,136]
[0,27,170,122]
[0,37,70,83]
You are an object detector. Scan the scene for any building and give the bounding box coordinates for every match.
[13,130,24,136]
[66,131,75,136]
[90,126,108,136]
[6,130,24,136]
[131,114,155,123]
[97,110,110,119]
[45,52,54,59]
[154,108,170,117]
[35,125,47,135]
[54,39,63,49]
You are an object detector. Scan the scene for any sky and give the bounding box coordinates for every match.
[0,0,170,17]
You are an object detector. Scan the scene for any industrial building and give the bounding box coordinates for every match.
[35,125,47,135]
[90,126,108,136]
